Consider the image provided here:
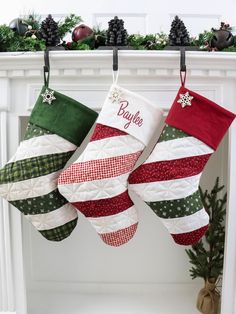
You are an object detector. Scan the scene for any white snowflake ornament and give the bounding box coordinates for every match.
[41,89,56,105]
[108,87,123,103]
[177,91,194,108]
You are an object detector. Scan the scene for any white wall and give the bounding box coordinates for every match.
[1,0,236,36]
[0,49,231,314]
[1,1,234,312]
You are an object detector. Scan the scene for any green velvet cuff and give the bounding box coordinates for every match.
[29,86,98,146]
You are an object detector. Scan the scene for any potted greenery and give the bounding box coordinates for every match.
[186,177,227,314]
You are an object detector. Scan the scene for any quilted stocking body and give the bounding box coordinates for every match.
[129,86,235,245]
[0,86,97,241]
[58,84,163,246]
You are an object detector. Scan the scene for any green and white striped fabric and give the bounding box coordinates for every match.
[128,86,235,246]
[0,86,98,241]
[0,123,77,241]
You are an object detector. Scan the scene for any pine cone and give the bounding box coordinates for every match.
[39,14,60,46]
[105,16,128,46]
[169,16,190,46]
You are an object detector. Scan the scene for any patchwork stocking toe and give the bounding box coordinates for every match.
[58,84,163,246]
[0,86,97,241]
[129,85,235,245]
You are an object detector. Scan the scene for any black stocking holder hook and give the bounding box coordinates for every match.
[180,47,186,86]
[113,46,118,72]
[44,49,50,73]
[164,44,198,86]
[180,47,186,72]
[44,49,50,87]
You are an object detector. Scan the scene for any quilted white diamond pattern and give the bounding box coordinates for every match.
[25,203,78,231]
[88,205,138,234]
[159,208,209,234]
[79,135,144,162]
[129,173,202,202]
[7,134,77,163]
[58,173,129,202]
[0,171,60,201]
[146,136,214,163]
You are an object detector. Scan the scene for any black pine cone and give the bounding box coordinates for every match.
[39,14,60,46]
[169,16,190,46]
[105,16,128,46]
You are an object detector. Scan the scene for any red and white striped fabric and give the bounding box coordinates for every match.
[129,86,235,245]
[58,84,163,246]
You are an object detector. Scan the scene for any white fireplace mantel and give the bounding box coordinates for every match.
[0,50,236,314]
[1,50,236,79]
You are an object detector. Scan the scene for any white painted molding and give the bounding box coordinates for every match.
[26,83,221,114]
[1,51,236,78]
[0,112,14,313]
[0,79,10,111]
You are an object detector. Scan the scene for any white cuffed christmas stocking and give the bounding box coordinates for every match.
[58,84,163,246]
[129,85,235,245]
[0,86,97,241]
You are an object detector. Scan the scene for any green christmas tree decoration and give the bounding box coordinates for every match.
[105,16,128,46]
[186,177,226,282]
[39,14,60,47]
[168,16,190,46]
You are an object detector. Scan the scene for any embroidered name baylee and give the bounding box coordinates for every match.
[117,101,143,129]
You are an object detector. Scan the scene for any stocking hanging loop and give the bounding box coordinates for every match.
[180,69,187,87]
[112,69,119,84]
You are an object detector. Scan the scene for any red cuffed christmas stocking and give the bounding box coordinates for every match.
[58,84,163,246]
[129,85,235,245]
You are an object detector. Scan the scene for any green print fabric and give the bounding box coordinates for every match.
[0,86,98,241]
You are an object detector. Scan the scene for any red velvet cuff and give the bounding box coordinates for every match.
[166,86,236,150]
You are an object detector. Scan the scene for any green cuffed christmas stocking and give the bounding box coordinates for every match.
[0,86,98,241]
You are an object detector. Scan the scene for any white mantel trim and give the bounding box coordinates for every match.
[1,51,236,79]
[0,112,14,312]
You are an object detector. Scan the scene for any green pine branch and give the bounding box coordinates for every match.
[58,14,82,39]
[0,25,15,51]
[185,177,226,281]
[22,12,42,30]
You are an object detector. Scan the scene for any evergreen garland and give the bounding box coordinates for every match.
[0,25,15,51]
[23,13,41,30]
[1,14,236,52]
[186,177,226,281]
[58,14,82,39]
